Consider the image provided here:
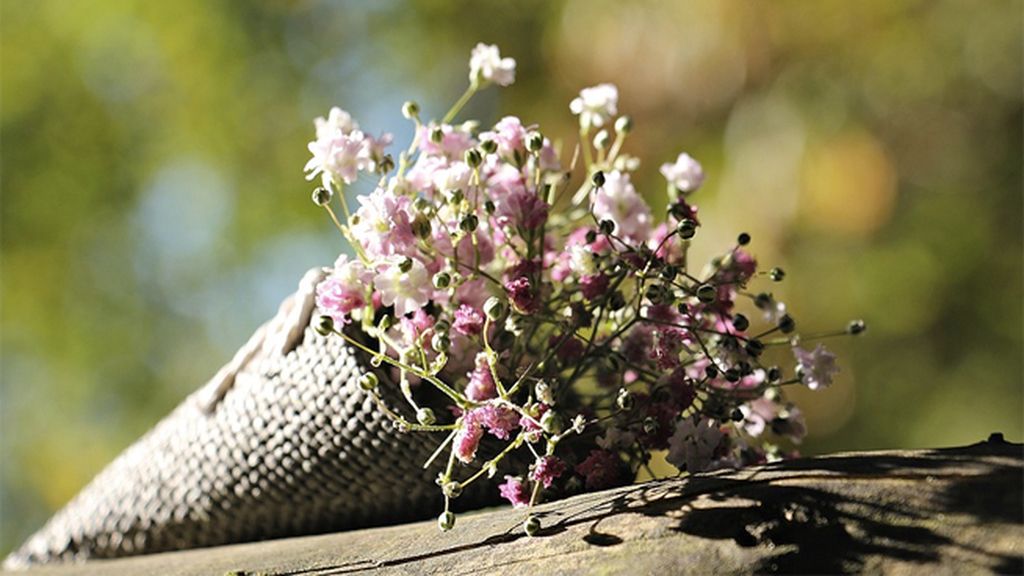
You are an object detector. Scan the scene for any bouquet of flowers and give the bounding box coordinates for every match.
[304,44,864,536]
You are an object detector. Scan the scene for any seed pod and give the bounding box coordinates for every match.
[438,511,455,532]
[358,372,379,391]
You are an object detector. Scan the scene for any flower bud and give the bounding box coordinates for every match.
[524,515,541,537]
[540,410,564,434]
[459,214,479,233]
[778,314,796,334]
[416,407,437,426]
[438,511,455,532]
[535,380,555,405]
[432,272,451,289]
[847,319,867,335]
[442,481,462,499]
[730,408,745,422]
[770,267,785,282]
[402,100,420,119]
[378,154,395,174]
[311,186,333,207]
[572,414,587,434]
[767,366,782,382]
[705,364,719,379]
[615,388,634,411]
[316,315,335,336]
[608,290,627,311]
[527,131,544,153]
[484,200,496,214]
[732,313,749,332]
[592,170,606,188]
[465,147,483,168]
[593,129,610,149]
[615,115,633,134]
[696,284,716,303]
[677,218,698,239]
[745,339,764,357]
[737,232,751,246]
[480,138,498,155]
[431,332,451,353]
[358,372,379,391]
[429,126,444,144]
[642,416,658,435]
[599,219,615,235]
[398,257,414,273]
[484,297,506,321]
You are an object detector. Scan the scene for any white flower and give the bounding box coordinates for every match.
[374,257,431,317]
[569,244,597,276]
[570,83,618,129]
[666,417,723,473]
[793,343,840,390]
[304,129,368,188]
[660,152,705,193]
[591,170,652,242]
[432,161,473,196]
[315,107,359,140]
[469,43,516,87]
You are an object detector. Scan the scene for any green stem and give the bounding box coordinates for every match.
[443,84,478,124]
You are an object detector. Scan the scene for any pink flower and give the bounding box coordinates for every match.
[529,455,567,488]
[453,417,485,464]
[464,354,497,401]
[519,404,548,441]
[793,344,839,390]
[453,305,484,337]
[575,450,624,491]
[498,475,530,508]
[374,256,432,317]
[505,276,540,314]
[469,43,516,87]
[315,256,372,325]
[305,128,367,188]
[660,152,704,193]
[649,327,689,370]
[416,123,475,160]
[481,116,528,159]
[579,273,609,300]
[351,188,416,258]
[666,417,724,473]
[494,187,548,230]
[591,171,653,243]
[477,404,520,440]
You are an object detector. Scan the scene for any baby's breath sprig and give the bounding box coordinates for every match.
[302,43,864,536]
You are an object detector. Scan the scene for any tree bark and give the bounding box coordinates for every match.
[9,435,1022,575]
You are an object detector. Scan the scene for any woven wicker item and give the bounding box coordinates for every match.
[4,269,500,568]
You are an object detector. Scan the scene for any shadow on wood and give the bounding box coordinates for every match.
[10,435,1022,575]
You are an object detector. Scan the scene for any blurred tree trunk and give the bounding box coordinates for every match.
[8,436,1021,576]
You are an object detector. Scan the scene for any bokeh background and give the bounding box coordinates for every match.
[2,0,1021,555]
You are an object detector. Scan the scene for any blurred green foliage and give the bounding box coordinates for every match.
[1,0,1021,555]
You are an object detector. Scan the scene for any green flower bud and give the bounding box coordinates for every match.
[465,147,483,168]
[599,219,615,235]
[430,126,444,144]
[311,186,333,207]
[411,214,432,239]
[358,372,379,391]
[402,100,420,119]
[615,115,633,134]
[615,388,634,411]
[480,138,498,155]
[316,315,335,336]
[527,131,544,153]
[737,232,751,246]
[438,511,455,532]
[433,272,451,289]
[398,257,414,273]
[540,410,564,434]
[592,170,606,188]
[593,129,610,149]
[442,481,462,499]
[696,284,716,303]
[524,515,541,537]
[732,314,749,332]
[770,267,785,282]
[847,319,867,335]
[416,407,436,426]
[484,200,496,214]
[431,332,451,353]
[778,314,796,334]
[459,214,479,233]
[677,218,698,240]
[484,297,505,321]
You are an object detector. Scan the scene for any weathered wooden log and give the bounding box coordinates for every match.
[7,435,1021,575]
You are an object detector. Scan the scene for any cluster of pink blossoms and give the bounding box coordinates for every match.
[305,44,862,535]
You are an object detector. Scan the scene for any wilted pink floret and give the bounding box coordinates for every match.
[498,475,530,508]
[505,276,540,314]
[477,404,520,440]
[454,416,485,463]
[464,354,497,401]
[494,187,548,230]
[453,304,484,337]
[529,455,567,488]
[575,450,624,491]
